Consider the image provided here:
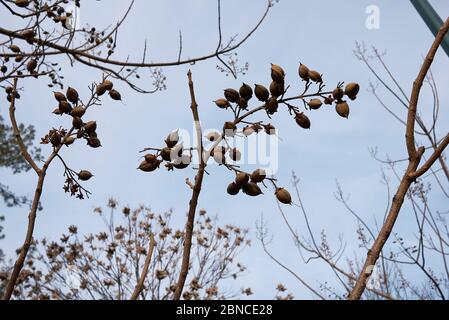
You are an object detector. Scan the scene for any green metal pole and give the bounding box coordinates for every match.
[410,0,449,57]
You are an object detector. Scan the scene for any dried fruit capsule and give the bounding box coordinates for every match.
[213,150,226,164]
[336,101,350,118]
[250,169,266,183]
[84,121,97,134]
[9,45,21,53]
[160,147,172,162]
[224,89,239,103]
[271,63,285,83]
[345,83,360,100]
[270,81,285,98]
[138,160,160,172]
[96,84,107,96]
[332,87,344,100]
[298,63,310,81]
[229,148,242,162]
[275,188,292,204]
[237,97,248,109]
[87,137,102,148]
[109,89,122,101]
[265,97,279,115]
[215,99,230,109]
[64,136,76,146]
[206,131,221,142]
[54,92,66,102]
[1,66,7,73]
[165,130,179,148]
[72,117,83,129]
[223,122,237,137]
[173,155,191,169]
[78,170,94,181]
[26,59,37,72]
[324,96,334,105]
[255,84,269,102]
[308,99,323,110]
[66,87,79,103]
[227,182,240,196]
[15,0,30,7]
[50,132,61,147]
[235,173,250,187]
[58,101,72,114]
[243,125,255,137]
[264,123,276,135]
[102,80,114,91]
[239,83,253,100]
[243,183,263,197]
[308,70,322,83]
[144,154,158,164]
[71,106,86,118]
[295,113,311,129]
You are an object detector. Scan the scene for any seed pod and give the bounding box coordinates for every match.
[243,125,255,137]
[270,81,284,98]
[66,87,79,103]
[144,154,158,164]
[102,80,114,91]
[52,108,63,116]
[21,29,35,39]
[235,173,250,187]
[173,144,184,158]
[251,169,266,183]
[324,96,334,105]
[255,84,269,102]
[54,91,66,102]
[252,123,264,133]
[71,106,86,118]
[308,99,323,110]
[243,183,263,197]
[84,121,97,134]
[271,64,285,83]
[15,55,23,63]
[58,101,72,114]
[206,131,221,142]
[78,170,94,181]
[72,117,83,129]
[15,0,30,7]
[276,188,292,205]
[50,132,61,147]
[308,70,322,83]
[26,59,37,72]
[109,89,122,101]
[213,150,226,164]
[138,160,161,172]
[173,155,191,169]
[345,83,360,99]
[5,87,13,95]
[264,123,276,135]
[237,97,248,109]
[224,89,239,103]
[295,113,311,129]
[336,101,350,118]
[227,182,240,196]
[229,148,242,162]
[87,137,102,148]
[64,136,76,146]
[265,97,279,115]
[160,147,172,162]
[96,84,107,96]
[165,130,179,148]
[214,99,230,109]
[239,83,253,100]
[332,87,344,100]
[298,63,310,81]
[9,45,21,53]
[223,122,237,137]
[1,66,7,73]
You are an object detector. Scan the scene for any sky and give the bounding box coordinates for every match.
[1,0,449,299]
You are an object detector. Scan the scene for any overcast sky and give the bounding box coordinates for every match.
[1,0,449,299]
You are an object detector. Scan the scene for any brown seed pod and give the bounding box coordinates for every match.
[206,131,221,142]
[239,83,253,100]
[138,160,161,173]
[5,87,13,94]
[66,87,79,103]
[9,45,21,53]
[70,117,83,130]
[271,64,285,83]
[295,113,311,129]
[265,97,279,115]
[102,80,114,91]
[255,84,269,102]
[237,97,248,109]
[332,87,344,100]
[324,96,334,105]
[270,81,284,98]
[235,173,250,187]
[229,148,242,162]
[78,170,94,181]
[227,182,240,196]
[52,108,63,116]
[214,99,230,109]
[243,183,263,197]
[96,84,107,96]
[50,132,61,147]
[26,59,37,72]
[224,89,239,103]
[308,99,323,110]
[243,125,255,137]
[345,83,360,99]
[336,101,350,119]
[298,63,310,81]
[165,130,179,148]
[64,136,76,146]
[308,70,322,83]
[15,0,30,7]
[223,122,237,137]
[54,91,66,102]
[264,123,276,135]
[1,66,7,73]
[251,169,266,183]
[109,89,122,101]
[71,106,86,118]
[276,188,292,204]
[144,154,158,164]
[15,55,23,63]
[160,147,172,162]
[84,121,97,134]
[87,137,102,148]
[21,29,35,39]
[58,101,72,114]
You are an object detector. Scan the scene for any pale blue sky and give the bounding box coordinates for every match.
[1,0,449,299]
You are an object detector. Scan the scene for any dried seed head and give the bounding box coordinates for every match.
[237,97,248,109]
[21,29,35,39]
[72,117,83,129]
[250,169,266,183]
[215,99,230,109]
[87,137,102,148]
[66,87,79,103]
[102,80,114,91]
[271,63,285,83]
[227,182,240,196]
[298,63,310,81]
[84,121,97,134]
[64,136,76,146]
[265,97,279,115]
[324,96,334,105]
[345,83,360,100]
[308,99,323,110]
[229,148,242,162]
[138,160,161,172]
[54,92,67,102]
[58,101,72,114]
[270,81,284,98]
[224,89,240,103]
[223,122,237,137]
[78,170,94,181]
[336,101,350,118]
[109,89,122,101]
[255,84,269,102]
[276,188,292,205]
[96,84,107,96]
[239,83,253,100]
[173,144,184,158]
[165,130,179,148]
[295,113,311,129]
[264,123,276,135]
[26,59,37,72]
[9,45,21,53]
[1,66,7,74]
[15,0,30,7]
[50,132,61,147]
[52,108,63,116]
[71,106,86,118]
[213,150,226,164]
[308,70,322,83]
[206,131,221,142]
[235,173,250,187]
[160,147,172,162]
[173,155,191,169]
[243,125,255,137]
[332,87,344,100]
[144,154,158,163]
[243,183,263,197]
